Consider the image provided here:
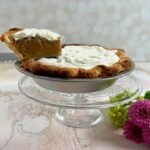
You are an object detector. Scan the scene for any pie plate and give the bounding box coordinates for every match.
[15,60,135,93]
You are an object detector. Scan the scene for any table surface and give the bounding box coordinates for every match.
[0,62,149,150]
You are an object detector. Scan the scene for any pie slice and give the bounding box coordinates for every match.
[21,45,132,78]
[0,28,62,59]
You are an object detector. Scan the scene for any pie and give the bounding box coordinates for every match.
[21,44,132,78]
[0,28,132,78]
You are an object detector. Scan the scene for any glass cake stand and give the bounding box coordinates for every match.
[18,75,142,128]
[15,60,141,128]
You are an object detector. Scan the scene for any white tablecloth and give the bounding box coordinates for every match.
[0,63,149,150]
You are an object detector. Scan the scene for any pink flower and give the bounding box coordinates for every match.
[123,121,144,143]
[143,125,150,145]
[129,100,150,127]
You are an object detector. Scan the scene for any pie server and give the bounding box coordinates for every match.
[0,53,17,63]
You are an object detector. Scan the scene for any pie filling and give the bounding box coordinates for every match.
[37,46,120,70]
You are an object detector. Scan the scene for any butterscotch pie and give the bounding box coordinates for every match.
[0,28,132,79]
[0,28,62,59]
[21,45,132,78]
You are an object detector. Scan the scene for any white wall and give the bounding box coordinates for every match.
[0,0,150,61]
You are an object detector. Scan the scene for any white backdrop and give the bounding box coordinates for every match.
[0,0,149,61]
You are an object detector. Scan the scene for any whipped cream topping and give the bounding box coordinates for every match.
[37,46,120,69]
[14,29,61,41]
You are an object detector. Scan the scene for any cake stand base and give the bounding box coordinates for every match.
[56,108,103,128]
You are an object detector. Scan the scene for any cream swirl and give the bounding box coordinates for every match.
[14,28,62,41]
[37,46,120,69]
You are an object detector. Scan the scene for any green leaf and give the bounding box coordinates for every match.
[144,91,150,99]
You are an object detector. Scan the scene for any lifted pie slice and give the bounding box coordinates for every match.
[0,28,62,59]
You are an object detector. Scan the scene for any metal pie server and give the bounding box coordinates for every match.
[0,53,17,63]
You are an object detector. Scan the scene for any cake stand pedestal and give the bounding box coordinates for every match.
[56,107,102,128]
